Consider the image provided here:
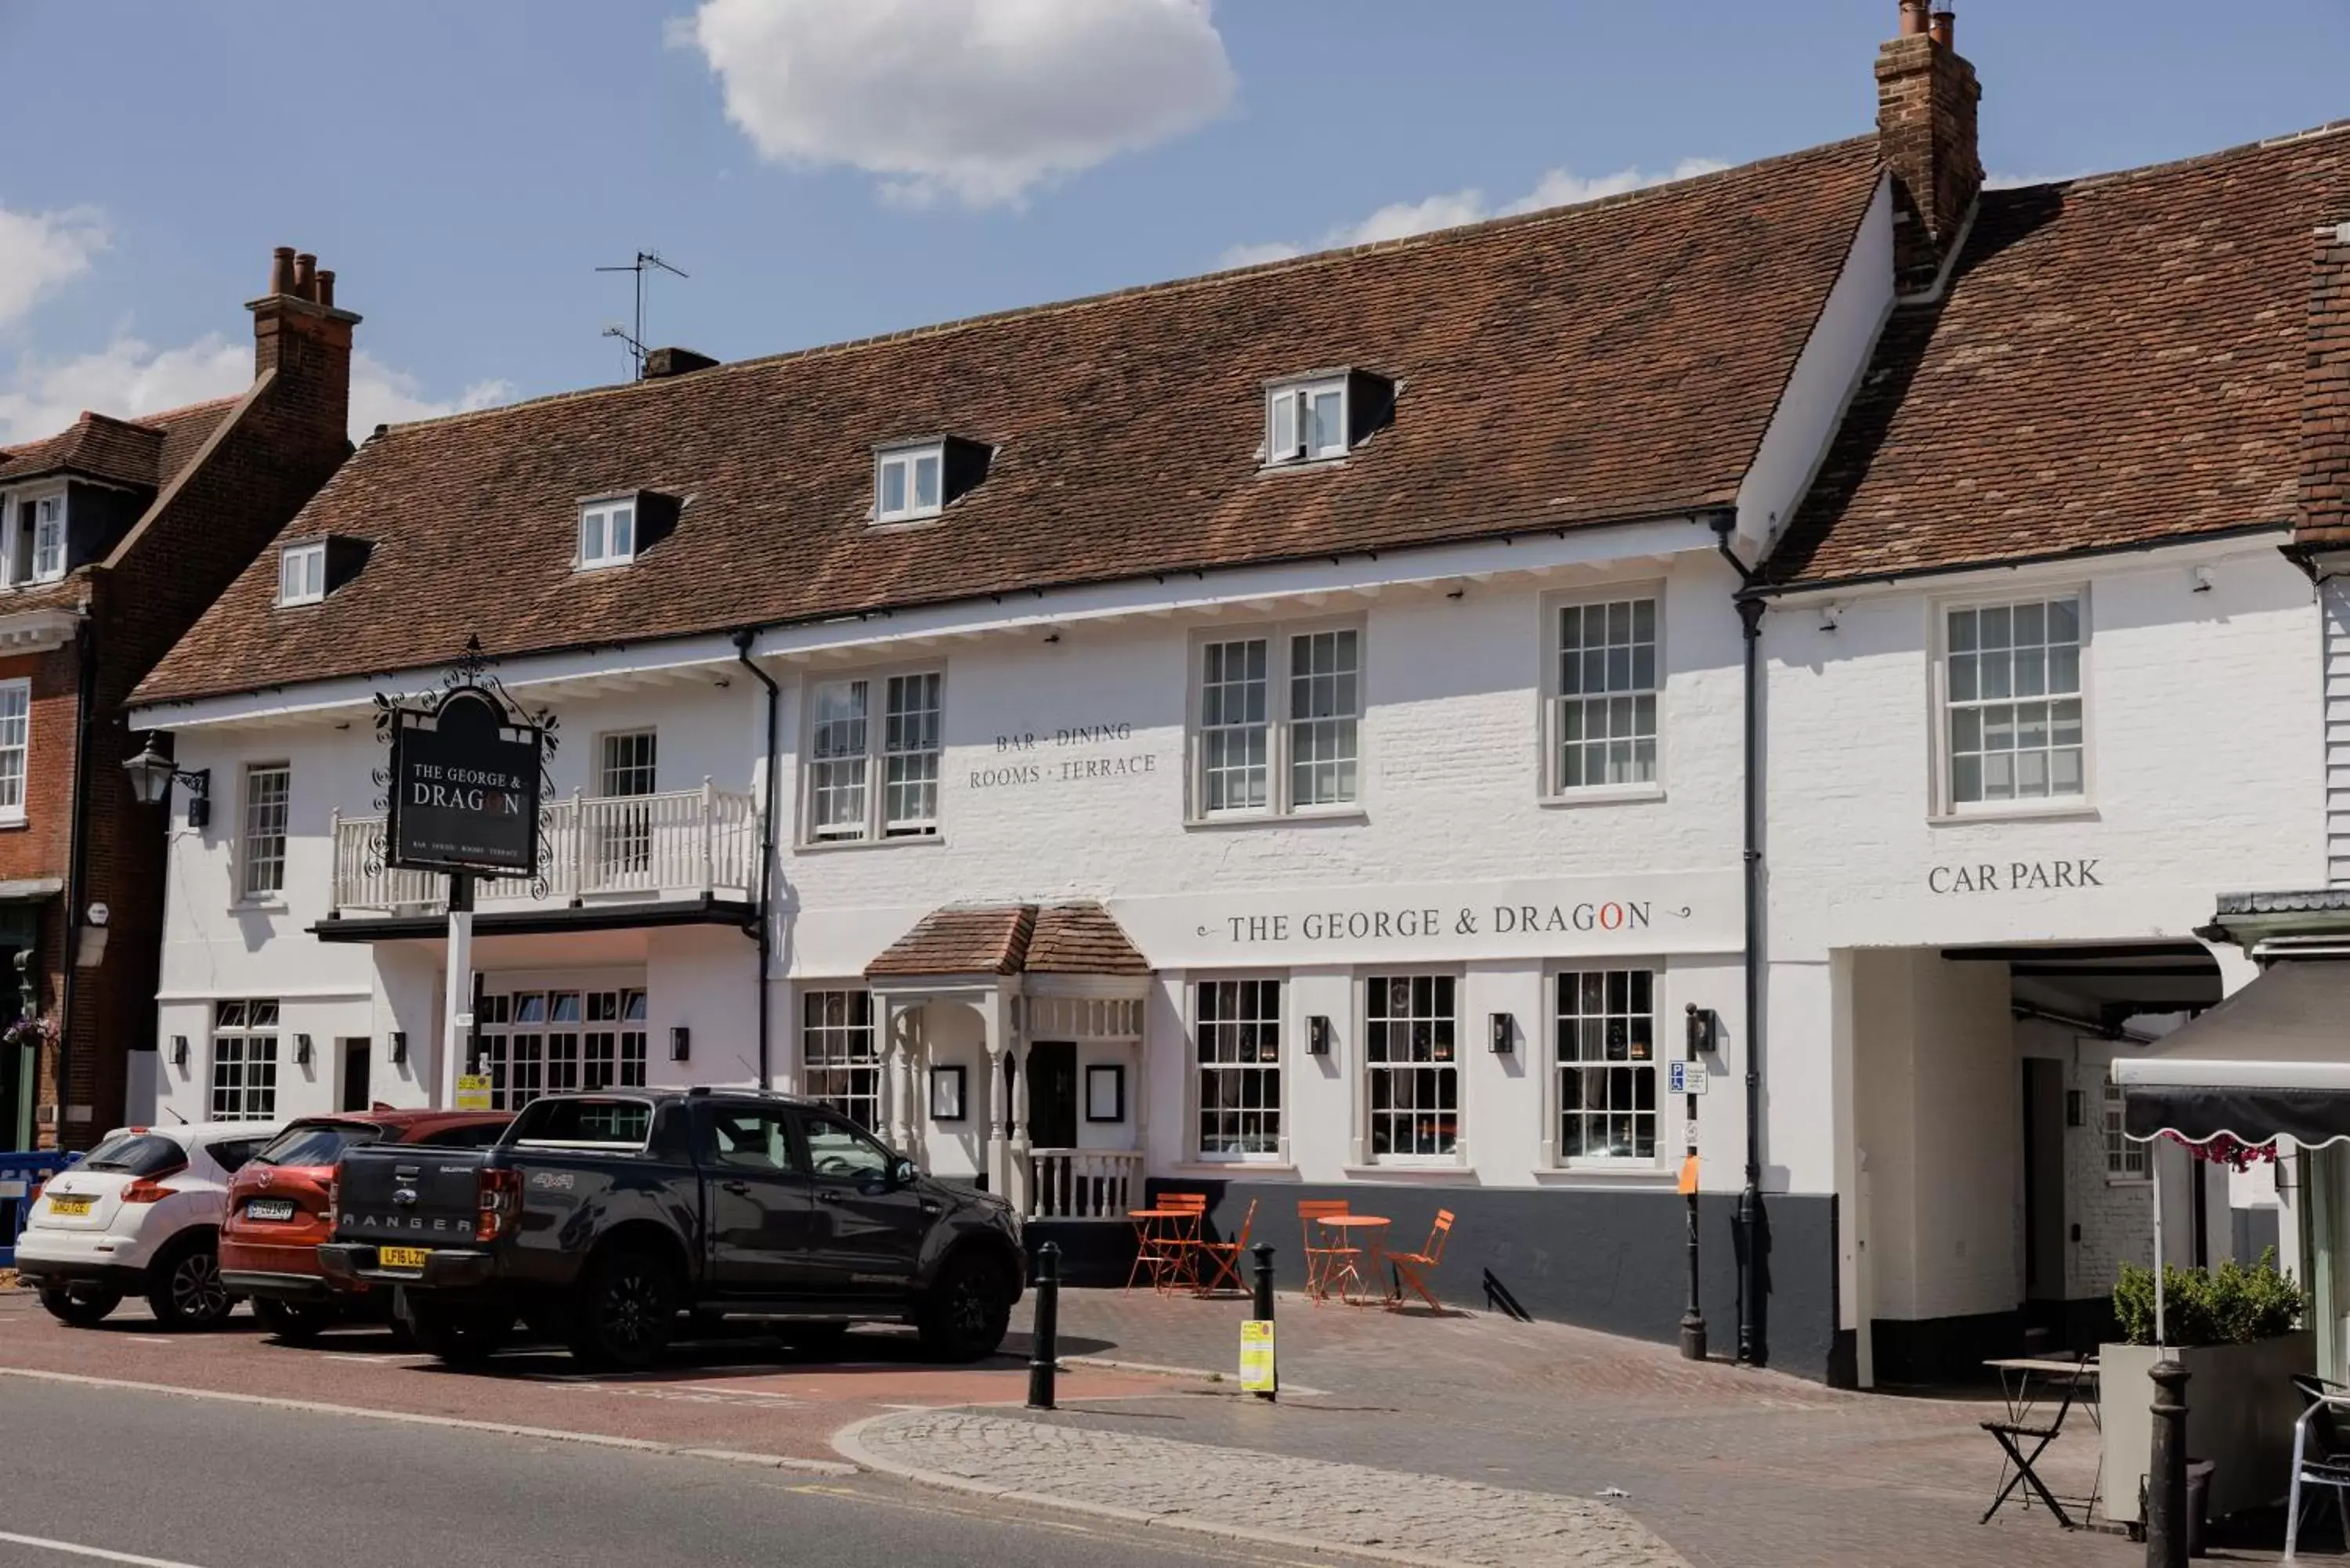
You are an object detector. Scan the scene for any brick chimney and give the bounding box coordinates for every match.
[1877,4,1983,294]
[249,244,361,455]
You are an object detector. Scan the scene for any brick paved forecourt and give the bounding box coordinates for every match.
[839,1409,1692,1568]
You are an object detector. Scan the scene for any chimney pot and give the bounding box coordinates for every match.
[270,247,297,296]
[1929,9,1954,46]
[1898,0,1929,35]
[315,269,336,309]
[293,253,318,302]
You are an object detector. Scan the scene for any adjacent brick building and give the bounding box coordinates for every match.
[0,247,356,1148]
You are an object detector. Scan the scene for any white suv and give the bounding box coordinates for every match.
[16,1121,280,1328]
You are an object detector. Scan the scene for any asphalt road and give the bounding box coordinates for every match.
[0,1378,1350,1568]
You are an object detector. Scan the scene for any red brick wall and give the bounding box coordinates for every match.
[31,293,353,1147]
[1876,33,1983,294]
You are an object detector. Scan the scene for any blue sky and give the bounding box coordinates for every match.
[3,0,2348,442]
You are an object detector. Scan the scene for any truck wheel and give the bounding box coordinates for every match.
[252,1295,338,1346]
[568,1249,678,1371]
[38,1284,121,1327]
[406,1299,513,1366]
[916,1253,1012,1363]
[146,1239,235,1329]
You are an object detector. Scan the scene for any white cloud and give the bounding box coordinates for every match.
[0,334,512,446]
[678,0,1237,208]
[1220,157,1730,267]
[0,203,109,328]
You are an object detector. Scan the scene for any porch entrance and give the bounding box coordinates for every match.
[1028,1041,1079,1151]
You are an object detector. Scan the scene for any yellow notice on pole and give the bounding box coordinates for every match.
[455,1074,493,1112]
[1239,1318,1277,1394]
[1677,1154,1700,1195]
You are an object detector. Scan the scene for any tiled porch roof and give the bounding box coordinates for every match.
[863,901,1148,978]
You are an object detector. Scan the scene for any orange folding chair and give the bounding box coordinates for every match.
[1386,1209,1454,1310]
[1192,1198,1257,1297]
[1298,1199,1359,1305]
[1153,1191,1208,1294]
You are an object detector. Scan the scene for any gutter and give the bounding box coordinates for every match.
[1709,511,1768,1367]
[733,630,782,1088]
[56,616,98,1148]
[1741,521,2289,603]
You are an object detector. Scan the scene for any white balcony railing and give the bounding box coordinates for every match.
[1025,1149,1144,1221]
[331,782,761,916]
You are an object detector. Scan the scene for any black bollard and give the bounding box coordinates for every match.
[1027,1241,1059,1411]
[2145,1358,2189,1566]
[1250,1243,1277,1402]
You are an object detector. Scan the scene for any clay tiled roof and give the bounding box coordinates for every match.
[137,139,1882,705]
[864,901,1148,977]
[1025,904,1152,976]
[866,905,1039,977]
[1766,125,2350,587]
[0,399,239,490]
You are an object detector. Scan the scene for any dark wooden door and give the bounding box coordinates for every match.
[1029,1041,1079,1150]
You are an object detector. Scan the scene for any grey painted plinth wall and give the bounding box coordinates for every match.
[1116,1180,1841,1382]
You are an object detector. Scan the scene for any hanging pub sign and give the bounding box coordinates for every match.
[385,685,544,879]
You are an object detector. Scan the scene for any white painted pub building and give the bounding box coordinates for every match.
[124,12,2350,1382]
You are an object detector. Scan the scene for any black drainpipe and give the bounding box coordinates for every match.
[732,630,781,1087]
[1710,511,1768,1367]
[56,617,99,1148]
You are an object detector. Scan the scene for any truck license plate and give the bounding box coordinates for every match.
[378,1245,430,1270]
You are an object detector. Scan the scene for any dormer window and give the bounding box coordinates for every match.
[1263,370,1394,468]
[875,443,944,524]
[579,497,637,569]
[277,540,326,606]
[1,489,67,587]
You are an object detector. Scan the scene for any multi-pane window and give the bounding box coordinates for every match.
[1365,974,1459,1160]
[875,444,944,523]
[1194,625,1364,818]
[1199,638,1269,813]
[804,672,943,843]
[1553,596,1659,792]
[2104,1075,2148,1179]
[1556,969,1658,1162]
[1289,630,1360,807]
[1945,597,2084,807]
[584,990,649,1091]
[598,730,657,876]
[240,764,291,900]
[1195,979,1282,1158]
[31,494,65,582]
[0,680,28,822]
[1264,378,1347,465]
[210,999,280,1120]
[883,673,942,834]
[277,541,326,605]
[802,989,880,1129]
[579,498,636,567]
[480,989,645,1109]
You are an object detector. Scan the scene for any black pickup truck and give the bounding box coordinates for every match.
[318,1089,1025,1369]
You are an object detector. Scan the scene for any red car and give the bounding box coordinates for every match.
[219,1108,511,1342]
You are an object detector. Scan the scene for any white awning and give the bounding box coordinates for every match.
[2113,958,2350,1147]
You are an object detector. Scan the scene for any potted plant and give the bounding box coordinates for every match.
[2100,1247,2312,1526]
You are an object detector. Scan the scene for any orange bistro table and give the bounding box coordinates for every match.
[1126,1207,1203,1292]
[1313,1214,1395,1304]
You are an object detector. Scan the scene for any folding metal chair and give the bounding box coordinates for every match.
[1386,1209,1454,1310]
[1151,1191,1207,1294]
[1979,1356,2084,1528]
[1192,1198,1257,1297]
[1298,1199,1358,1305]
[2287,1375,2350,1560]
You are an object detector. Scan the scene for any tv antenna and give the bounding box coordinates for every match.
[596,249,688,380]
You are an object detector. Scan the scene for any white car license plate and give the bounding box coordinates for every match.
[245,1198,297,1222]
[48,1194,94,1217]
